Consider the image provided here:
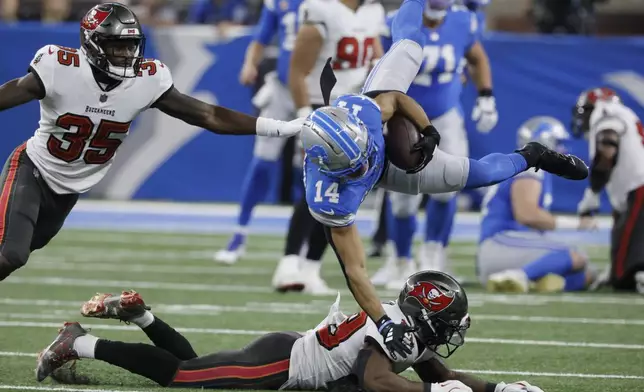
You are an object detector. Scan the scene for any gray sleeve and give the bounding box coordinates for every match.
[377,148,470,195]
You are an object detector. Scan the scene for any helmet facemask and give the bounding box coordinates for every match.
[82,30,145,80]
[415,311,470,358]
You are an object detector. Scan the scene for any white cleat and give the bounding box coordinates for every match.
[213,247,245,265]
[487,269,530,293]
[371,256,399,286]
[635,271,644,295]
[272,255,305,292]
[385,258,417,291]
[300,259,335,296]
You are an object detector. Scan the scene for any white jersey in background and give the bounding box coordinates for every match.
[589,101,644,212]
[282,294,433,390]
[299,0,385,104]
[26,45,173,194]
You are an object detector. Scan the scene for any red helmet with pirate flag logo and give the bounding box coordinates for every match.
[571,87,622,138]
[397,271,470,358]
[80,2,145,80]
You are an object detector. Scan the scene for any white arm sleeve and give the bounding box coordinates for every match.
[298,0,330,39]
[148,60,174,107]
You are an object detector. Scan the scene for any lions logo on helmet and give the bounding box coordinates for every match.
[301,107,374,180]
[518,116,571,152]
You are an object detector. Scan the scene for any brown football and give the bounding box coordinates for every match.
[384,113,424,171]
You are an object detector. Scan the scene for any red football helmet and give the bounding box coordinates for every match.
[571,87,621,138]
[397,270,470,358]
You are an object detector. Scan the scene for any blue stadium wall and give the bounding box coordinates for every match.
[1,23,644,213]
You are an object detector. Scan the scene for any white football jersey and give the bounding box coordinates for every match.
[25,45,173,194]
[281,294,433,390]
[589,101,644,212]
[299,0,385,105]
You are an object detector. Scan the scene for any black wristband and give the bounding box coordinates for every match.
[375,315,392,332]
[485,382,498,392]
[479,88,493,97]
[423,383,433,392]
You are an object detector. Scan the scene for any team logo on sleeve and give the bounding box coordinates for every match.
[407,282,455,313]
[82,9,112,31]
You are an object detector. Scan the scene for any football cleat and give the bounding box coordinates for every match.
[36,322,87,382]
[272,255,305,292]
[486,269,529,293]
[214,233,246,264]
[516,142,588,180]
[81,290,150,321]
[534,273,566,293]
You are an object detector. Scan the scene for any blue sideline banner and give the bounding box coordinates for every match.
[1,25,643,212]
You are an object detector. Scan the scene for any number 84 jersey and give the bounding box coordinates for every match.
[25,45,173,194]
[281,294,433,390]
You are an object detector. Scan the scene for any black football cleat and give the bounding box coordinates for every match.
[36,322,87,382]
[80,290,150,322]
[516,142,588,180]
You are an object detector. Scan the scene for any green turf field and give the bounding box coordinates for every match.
[0,229,642,392]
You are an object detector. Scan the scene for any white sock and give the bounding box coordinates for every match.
[73,334,98,359]
[129,310,154,329]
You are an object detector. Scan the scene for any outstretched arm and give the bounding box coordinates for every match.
[0,72,45,112]
[152,86,300,137]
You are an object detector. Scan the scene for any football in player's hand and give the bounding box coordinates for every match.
[384,113,424,171]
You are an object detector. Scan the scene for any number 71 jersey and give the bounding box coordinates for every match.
[25,45,173,194]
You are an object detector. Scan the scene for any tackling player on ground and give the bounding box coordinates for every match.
[37,271,544,392]
[0,2,302,281]
[299,0,588,360]
[573,87,644,293]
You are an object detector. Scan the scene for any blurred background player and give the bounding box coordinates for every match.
[372,0,497,289]
[215,0,304,264]
[478,116,593,293]
[269,0,385,295]
[573,87,644,293]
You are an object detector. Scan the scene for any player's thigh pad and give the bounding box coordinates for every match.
[0,145,42,267]
[31,190,78,251]
[477,231,575,284]
[429,110,469,202]
[378,148,470,195]
[362,39,423,94]
[389,192,423,217]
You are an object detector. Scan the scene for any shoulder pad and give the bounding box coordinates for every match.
[137,58,174,106]
[29,45,78,97]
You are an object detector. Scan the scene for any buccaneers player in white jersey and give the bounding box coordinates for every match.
[37,271,543,392]
[573,87,644,292]
[0,2,302,281]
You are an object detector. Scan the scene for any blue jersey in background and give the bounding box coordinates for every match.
[253,0,303,84]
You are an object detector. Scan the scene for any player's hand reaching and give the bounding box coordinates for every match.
[432,381,473,392]
[256,117,305,138]
[376,315,415,360]
[472,94,498,133]
[495,381,545,392]
[407,125,441,174]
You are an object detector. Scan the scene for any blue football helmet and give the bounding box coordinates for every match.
[517,116,571,153]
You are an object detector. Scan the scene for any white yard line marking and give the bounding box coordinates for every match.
[4,277,644,306]
[3,298,644,325]
[0,321,642,350]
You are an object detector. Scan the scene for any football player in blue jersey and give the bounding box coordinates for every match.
[300,0,587,360]
[373,0,497,288]
[477,117,595,293]
[215,0,304,264]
